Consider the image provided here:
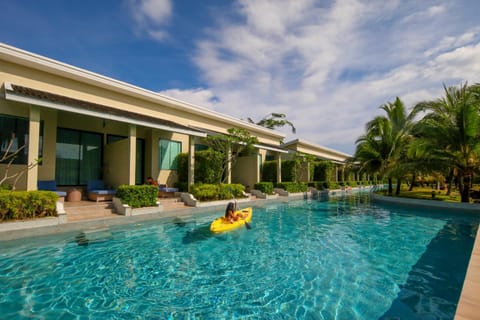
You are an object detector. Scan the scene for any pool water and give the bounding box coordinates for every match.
[0,193,478,319]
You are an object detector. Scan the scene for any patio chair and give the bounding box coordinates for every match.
[87,180,116,202]
[37,180,67,201]
[158,184,179,198]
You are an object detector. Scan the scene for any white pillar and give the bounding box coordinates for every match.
[188,136,195,191]
[226,146,232,184]
[276,153,282,183]
[27,105,40,191]
[128,125,136,185]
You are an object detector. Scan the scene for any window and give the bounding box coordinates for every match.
[0,114,43,165]
[136,139,145,185]
[107,134,127,144]
[56,128,102,185]
[159,139,181,170]
[195,144,209,152]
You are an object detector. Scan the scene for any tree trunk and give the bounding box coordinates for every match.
[396,178,401,195]
[388,178,393,195]
[460,175,471,203]
[409,173,415,191]
[446,169,454,196]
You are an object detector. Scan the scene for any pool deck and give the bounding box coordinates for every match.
[1,191,480,319]
[456,226,480,320]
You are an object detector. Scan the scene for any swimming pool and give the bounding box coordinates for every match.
[0,193,478,319]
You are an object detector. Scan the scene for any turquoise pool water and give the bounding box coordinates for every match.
[0,193,478,319]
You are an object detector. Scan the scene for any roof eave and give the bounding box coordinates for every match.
[0,43,285,139]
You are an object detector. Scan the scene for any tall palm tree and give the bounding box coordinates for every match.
[412,83,480,202]
[354,97,415,194]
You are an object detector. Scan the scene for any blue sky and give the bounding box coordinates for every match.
[1,0,480,154]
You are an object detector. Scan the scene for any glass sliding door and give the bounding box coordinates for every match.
[136,139,145,185]
[56,128,102,186]
[79,131,102,185]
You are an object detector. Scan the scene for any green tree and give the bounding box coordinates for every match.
[354,97,416,194]
[204,128,258,184]
[248,113,296,134]
[412,83,480,202]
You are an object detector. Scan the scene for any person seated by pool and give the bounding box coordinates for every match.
[146,177,158,186]
[224,202,247,223]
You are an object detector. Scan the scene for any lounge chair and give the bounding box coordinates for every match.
[37,180,67,201]
[87,180,116,202]
[158,184,179,198]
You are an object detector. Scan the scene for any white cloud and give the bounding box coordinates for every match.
[158,88,220,109]
[401,4,446,23]
[127,0,172,41]
[165,0,480,154]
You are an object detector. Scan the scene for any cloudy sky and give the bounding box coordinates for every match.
[1,0,480,154]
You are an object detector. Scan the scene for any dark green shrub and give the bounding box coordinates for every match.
[261,161,277,182]
[0,190,57,222]
[329,182,341,189]
[281,160,296,182]
[275,182,308,193]
[176,153,189,183]
[190,183,245,201]
[254,182,274,194]
[346,181,358,187]
[313,161,333,182]
[195,149,224,183]
[190,184,218,201]
[116,185,158,208]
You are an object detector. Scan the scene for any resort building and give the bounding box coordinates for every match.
[0,43,350,195]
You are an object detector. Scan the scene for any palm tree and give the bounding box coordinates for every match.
[412,83,480,202]
[354,97,415,194]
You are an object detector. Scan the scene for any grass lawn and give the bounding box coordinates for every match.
[377,186,462,203]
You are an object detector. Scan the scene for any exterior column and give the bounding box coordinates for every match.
[128,125,136,185]
[27,105,40,191]
[188,136,195,191]
[226,146,232,184]
[276,152,282,183]
[341,165,345,182]
[306,161,311,182]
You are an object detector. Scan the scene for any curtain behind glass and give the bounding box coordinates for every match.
[79,132,102,185]
[159,139,181,170]
[56,129,80,185]
[56,128,102,185]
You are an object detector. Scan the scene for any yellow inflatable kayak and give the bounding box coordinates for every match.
[210,207,252,233]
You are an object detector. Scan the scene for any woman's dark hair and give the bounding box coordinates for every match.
[225,202,235,217]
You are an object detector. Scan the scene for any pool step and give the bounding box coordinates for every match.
[64,201,117,222]
[159,197,186,210]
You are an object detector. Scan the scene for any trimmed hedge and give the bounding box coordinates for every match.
[177,150,224,185]
[254,182,274,195]
[116,185,158,208]
[313,161,333,182]
[261,161,277,182]
[281,160,296,182]
[275,182,308,193]
[0,190,57,222]
[190,183,245,201]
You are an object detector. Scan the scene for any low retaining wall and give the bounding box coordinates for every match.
[371,193,480,213]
